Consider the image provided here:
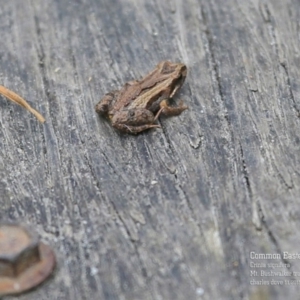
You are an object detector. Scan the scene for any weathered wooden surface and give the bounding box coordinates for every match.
[1,0,300,299]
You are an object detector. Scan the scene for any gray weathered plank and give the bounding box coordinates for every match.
[1,0,300,299]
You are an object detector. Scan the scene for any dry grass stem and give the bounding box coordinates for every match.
[0,85,45,123]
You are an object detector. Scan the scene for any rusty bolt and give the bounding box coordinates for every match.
[0,224,56,296]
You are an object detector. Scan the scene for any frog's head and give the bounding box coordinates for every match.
[158,61,187,97]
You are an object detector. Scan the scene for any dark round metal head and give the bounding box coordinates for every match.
[0,224,56,296]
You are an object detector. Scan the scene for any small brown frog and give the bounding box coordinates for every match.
[95,61,188,134]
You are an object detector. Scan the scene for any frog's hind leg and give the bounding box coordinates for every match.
[157,99,188,117]
[111,108,161,134]
[95,91,118,115]
[113,123,161,134]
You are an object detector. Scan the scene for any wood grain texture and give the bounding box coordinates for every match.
[0,0,300,299]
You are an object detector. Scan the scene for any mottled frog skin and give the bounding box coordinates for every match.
[95,61,188,134]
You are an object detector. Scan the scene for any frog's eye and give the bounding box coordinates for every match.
[129,111,135,117]
[161,63,175,74]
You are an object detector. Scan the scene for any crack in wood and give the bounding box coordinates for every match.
[82,153,150,283]
[239,142,253,199]
[256,200,295,277]
[200,3,234,138]
[280,62,300,118]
